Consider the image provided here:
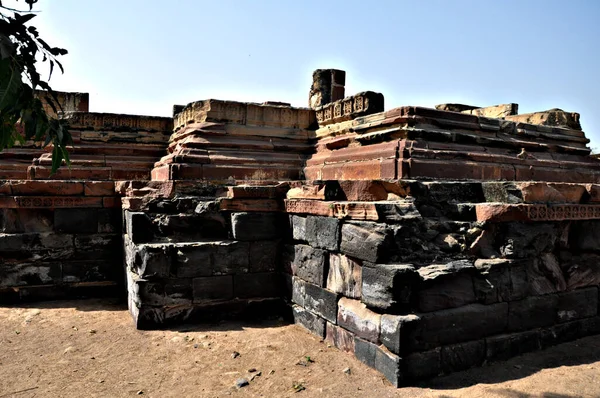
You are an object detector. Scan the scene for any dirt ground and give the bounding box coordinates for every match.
[0,300,599,398]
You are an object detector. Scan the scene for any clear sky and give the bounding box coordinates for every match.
[12,0,600,146]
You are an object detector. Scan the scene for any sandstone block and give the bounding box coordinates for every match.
[292,244,327,286]
[293,305,326,338]
[337,297,381,343]
[325,322,355,353]
[508,295,559,332]
[361,263,418,312]
[231,212,280,241]
[193,275,233,302]
[327,253,362,298]
[340,222,392,263]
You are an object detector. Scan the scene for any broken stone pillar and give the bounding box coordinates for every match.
[309,69,346,108]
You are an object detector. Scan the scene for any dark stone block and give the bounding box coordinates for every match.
[291,215,307,241]
[569,221,600,251]
[97,209,121,233]
[375,345,403,387]
[73,234,121,261]
[234,272,280,298]
[424,182,485,204]
[282,272,293,299]
[231,212,280,241]
[0,262,61,286]
[407,303,508,352]
[354,337,377,368]
[212,241,250,275]
[291,277,339,323]
[0,209,53,233]
[193,275,233,302]
[473,259,529,304]
[361,263,418,312]
[174,243,212,278]
[417,262,476,312]
[403,349,441,380]
[486,330,541,361]
[125,211,154,244]
[305,216,339,250]
[556,287,598,323]
[136,244,173,278]
[156,213,228,240]
[380,314,420,355]
[281,244,295,275]
[293,244,327,286]
[62,260,114,283]
[508,295,559,332]
[340,222,392,262]
[248,241,279,272]
[292,305,326,338]
[440,340,485,373]
[54,209,98,234]
[540,320,583,348]
[497,223,557,258]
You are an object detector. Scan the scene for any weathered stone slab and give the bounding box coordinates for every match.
[231,212,281,241]
[361,263,418,312]
[327,253,362,298]
[473,259,529,303]
[353,337,376,368]
[569,220,600,251]
[293,305,326,338]
[505,109,582,130]
[211,241,250,275]
[125,211,154,244]
[340,222,392,263]
[136,244,173,278]
[337,297,381,343]
[292,244,327,286]
[291,215,307,241]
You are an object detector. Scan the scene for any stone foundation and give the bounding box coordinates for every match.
[2,70,600,386]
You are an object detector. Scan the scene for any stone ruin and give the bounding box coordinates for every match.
[2,68,600,386]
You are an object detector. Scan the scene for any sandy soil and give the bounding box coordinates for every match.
[0,299,599,398]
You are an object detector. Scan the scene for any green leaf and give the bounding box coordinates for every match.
[0,58,24,112]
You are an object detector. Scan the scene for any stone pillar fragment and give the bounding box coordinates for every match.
[309,69,346,108]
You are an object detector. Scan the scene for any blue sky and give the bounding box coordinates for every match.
[14,0,600,146]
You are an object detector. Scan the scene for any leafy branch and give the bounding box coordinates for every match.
[0,0,70,173]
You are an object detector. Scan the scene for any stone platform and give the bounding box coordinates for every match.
[2,71,600,386]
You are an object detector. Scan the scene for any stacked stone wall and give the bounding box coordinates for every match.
[0,180,122,301]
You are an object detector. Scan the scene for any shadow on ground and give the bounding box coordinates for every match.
[423,333,600,393]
